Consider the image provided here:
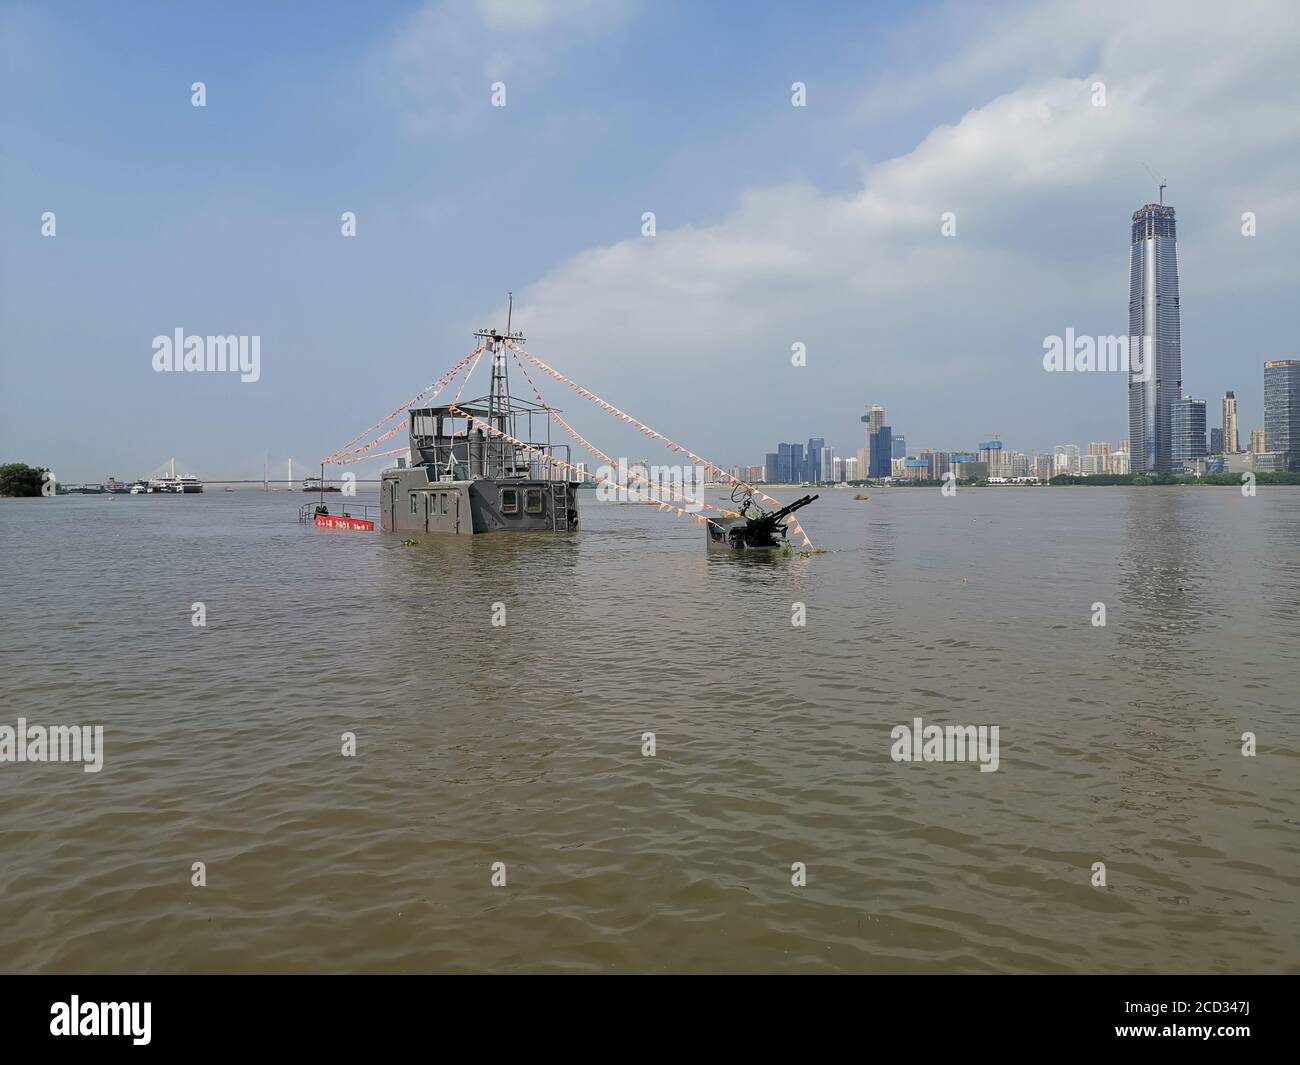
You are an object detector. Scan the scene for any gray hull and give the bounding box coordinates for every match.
[380,469,577,535]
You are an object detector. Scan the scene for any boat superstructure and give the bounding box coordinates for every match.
[380,326,578,535]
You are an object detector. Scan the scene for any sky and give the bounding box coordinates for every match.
[2,0,1298,481]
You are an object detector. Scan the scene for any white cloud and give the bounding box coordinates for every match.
[382,0,635,132]
[475,0,620,32]
[481,0,1300,457]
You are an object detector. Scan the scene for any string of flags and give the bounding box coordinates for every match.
[329,445,408,467]
[506,341,786,509]
[448,404,729,533]
[505,341,814,549]
[452,346,487,404]
[321,344,485,465]
[507,347,739,519]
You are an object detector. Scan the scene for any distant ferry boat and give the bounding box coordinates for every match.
[147,474,204,493]
[302,477,340,493]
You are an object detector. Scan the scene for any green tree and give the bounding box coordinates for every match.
[0,463,49,497]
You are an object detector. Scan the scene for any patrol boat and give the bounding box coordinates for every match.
[379,326,578,536]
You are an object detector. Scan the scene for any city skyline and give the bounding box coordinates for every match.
[4,1,1299,481]
[745,191,1292,478]
[759,356,1284,481]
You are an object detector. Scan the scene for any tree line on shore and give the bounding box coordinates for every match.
[0,463,52,496]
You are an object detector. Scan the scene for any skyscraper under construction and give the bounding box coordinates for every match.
[1127,200,1183,473]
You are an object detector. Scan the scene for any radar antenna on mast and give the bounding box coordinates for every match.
[473,294,527,434]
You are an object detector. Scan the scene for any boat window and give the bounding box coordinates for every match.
[440,493,448,514]
[501,489,519,514]
[410,493,418,515]
[525,488,543,514]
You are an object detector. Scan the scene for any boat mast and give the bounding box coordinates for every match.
[474,293,525,478]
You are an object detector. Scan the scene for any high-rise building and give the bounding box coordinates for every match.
[855,447,868,482]
[774,442,799,483]
[978,440,1003,475]
[844,455,859,480]
[1209,428,1223,455]
[1034,454,1054,481]
[921,450,951,480]
[806,438,825,483]
[1221,392,1240,453]
[1264,359,1300,470]
[1127,201,1183,473]
[892,436,907,460]
[903,458,929,480]
[1171,395,1207,467]
[820,446,835,482]
[1088,442,1110,474]
[869,427,892,477]
[1109,450,1131,475]
[861,405,885,474]
[952,457,987,480]
[1250,428,1266,454]
[763,452,779,483]
[1053,444,1081,475]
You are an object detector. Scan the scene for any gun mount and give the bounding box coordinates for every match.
[706,493,819,551]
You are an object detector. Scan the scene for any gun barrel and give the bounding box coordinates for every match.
[747,493,819,529]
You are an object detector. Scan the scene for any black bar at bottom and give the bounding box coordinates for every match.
[2,975,1287,1051]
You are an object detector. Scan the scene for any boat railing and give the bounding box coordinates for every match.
[299,502,380,524]
[409,438,576,481]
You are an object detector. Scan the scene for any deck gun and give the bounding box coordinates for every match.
[727,493,819,549]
